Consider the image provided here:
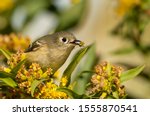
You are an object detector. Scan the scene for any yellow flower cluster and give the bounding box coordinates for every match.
[16,63,52,94]
[86,62,126,99]
[7,50,26,69]
[116,0,141,15]
[0,51,68,99]
[0,33,30,52]
[35,80,68,99]
[0,0,14,12]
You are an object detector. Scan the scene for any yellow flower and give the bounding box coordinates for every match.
[35,81,68,99]
[16,62,52,95]
[7,50,26,69]
[0,66,11,72]
[0,0,14,12]
[116,0,141,16]
[60,76,68,87]
[1,50,67,99]
[3,67,11,73]
[0,33,30,52]
[86,61,125,99]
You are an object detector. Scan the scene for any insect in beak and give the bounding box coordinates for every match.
[70,39,84,47]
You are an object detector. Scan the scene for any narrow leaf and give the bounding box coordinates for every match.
[31,79,46,97]
[0,48,11,60]
[77,71,95,77]
[11,59,26,75]
[0,77,17,88]
[0,80,7,86]
[73,44,97,94]
[0,71,14,78]
[120,65,145,83]
[61,45,92,87]
[57,88,88,99]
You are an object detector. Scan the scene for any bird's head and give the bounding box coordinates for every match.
[25,31,84,52]
[49,31,84,50]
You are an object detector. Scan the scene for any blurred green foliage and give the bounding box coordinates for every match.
[0,0,87,33]
[112,0,150,98]
[112,0,150,54]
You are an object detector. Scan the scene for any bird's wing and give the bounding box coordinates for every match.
[25,40,43,52]
[25,35,51,53]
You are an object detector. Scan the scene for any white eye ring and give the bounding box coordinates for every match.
[60,37,68,44]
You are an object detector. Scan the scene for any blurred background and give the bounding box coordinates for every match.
[0,0,150,98]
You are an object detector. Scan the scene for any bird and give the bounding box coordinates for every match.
[25,31,84,73]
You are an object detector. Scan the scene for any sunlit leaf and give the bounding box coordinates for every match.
[0,48,11,60]
[120,65,145,83]
[57,88,88,99]
[112,91,119,99]
[0,78,17,88]
[31,79,46,97]
[60,45,92,87]
[0,71,16,88]
[11,59,26,76]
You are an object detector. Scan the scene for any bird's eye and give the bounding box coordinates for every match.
[60,37,68,44]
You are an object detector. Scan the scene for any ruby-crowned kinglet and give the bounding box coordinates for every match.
[25,31,84,72]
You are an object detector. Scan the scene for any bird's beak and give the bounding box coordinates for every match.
[70,39,84,47]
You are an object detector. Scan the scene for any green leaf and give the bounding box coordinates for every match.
[31,79,46,97]
[0,71,16,88]
[0,77,17,88]
[0,80,8,87]
[73,44,98,94]
[57,88,88,99]
[0,48,11,60]
[0,71,14,78]
[120,65,145,83]
[11,59,26,76]
[77,71,95,77]
[60,45,92,87]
